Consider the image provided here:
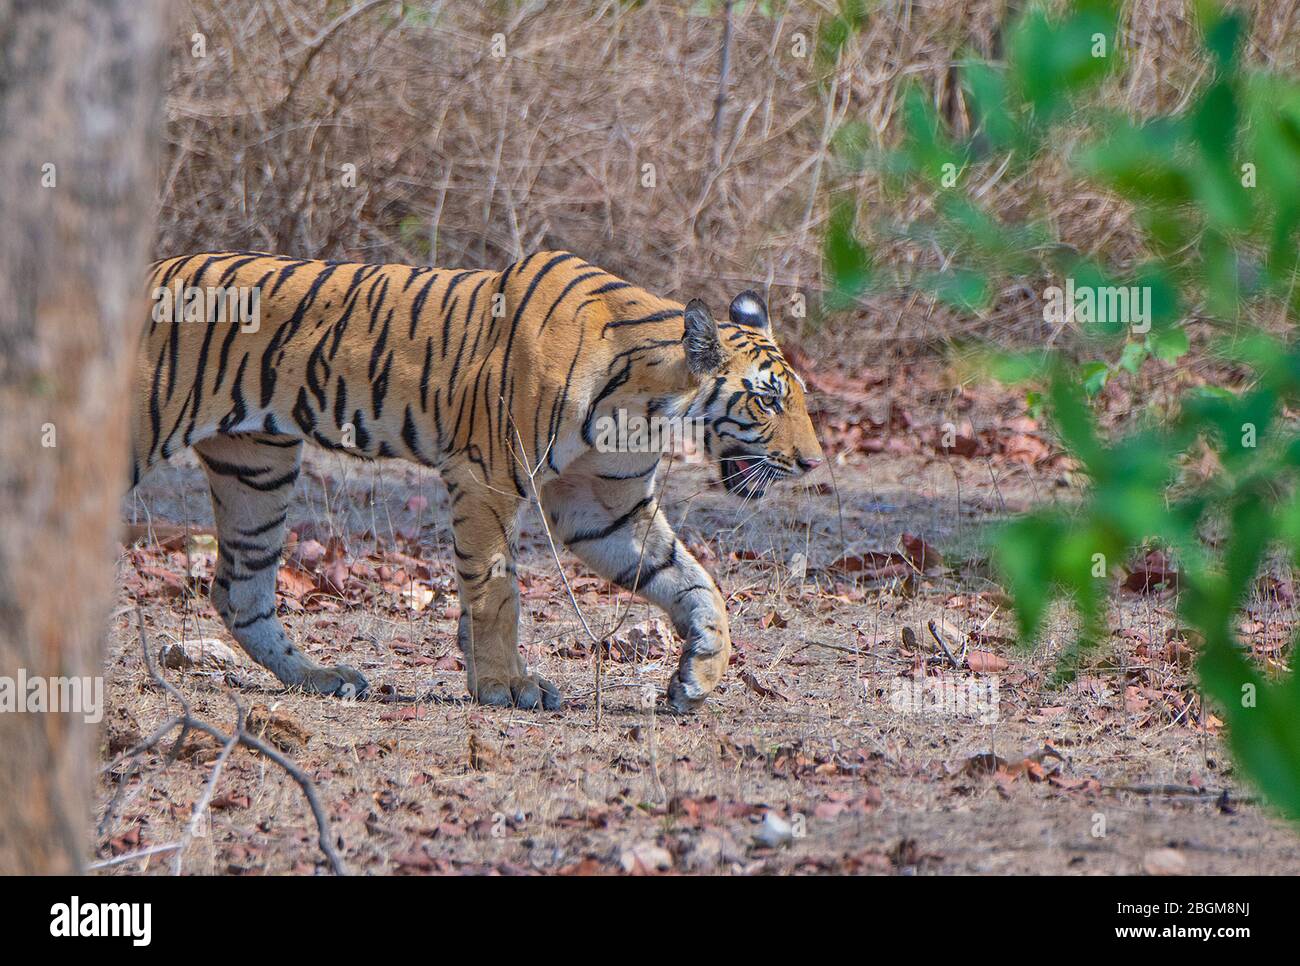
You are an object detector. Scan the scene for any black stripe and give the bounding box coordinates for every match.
[602,308,682,336]
[233,607,276,629]
[238,512,288,538]
[567,496,653,545]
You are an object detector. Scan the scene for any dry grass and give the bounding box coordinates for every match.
[158,0,1300,362]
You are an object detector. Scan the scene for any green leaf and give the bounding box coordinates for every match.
[985,350,1051,385]
[1118,340,1147,375]
[963,61,1017,151]
[1149,327,1189,363]
[921,267,990,313]
[822,199,873,307]
[994,514,1059,641]
[1079,360,1109,396]
[1200,6,1245,70]
[1008,7,1116,122]
[1076,116,1193,204]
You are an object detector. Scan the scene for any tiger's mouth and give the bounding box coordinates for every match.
[719,448,789,499]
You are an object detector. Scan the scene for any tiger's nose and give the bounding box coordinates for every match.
[796,455,822,474]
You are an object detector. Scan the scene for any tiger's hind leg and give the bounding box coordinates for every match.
[542,459,731,713]
[195,433,368,698]
[444,468,560,710]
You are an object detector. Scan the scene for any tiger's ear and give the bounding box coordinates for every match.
[729,290,770,332]
[683,299,723,376]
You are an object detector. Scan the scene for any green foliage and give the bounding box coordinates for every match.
[826,1,1300,821]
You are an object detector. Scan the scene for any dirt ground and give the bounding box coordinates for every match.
[96,379,1300,876]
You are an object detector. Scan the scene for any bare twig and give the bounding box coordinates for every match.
[170,698,243,875]
[927,619,962,670]
[87,842,183,871]
[503,419,606,719]
[505,406,680,726]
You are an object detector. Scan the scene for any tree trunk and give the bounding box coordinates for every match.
[0,0,164,874]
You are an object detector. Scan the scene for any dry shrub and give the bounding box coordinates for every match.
[157,0,1300,357]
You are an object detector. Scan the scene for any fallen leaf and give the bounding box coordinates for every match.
[277,566,318,600]
[468,731,505,771]
[829,551,910,579]
[1123,550,1179,593]
[900,533,943,572]
[399,585,436,612]
[603,618,672,662]
[739,669,789,701]
[965,648,1009,672]
[620,842,673,874]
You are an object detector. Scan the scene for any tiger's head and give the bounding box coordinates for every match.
[683,291,824,499]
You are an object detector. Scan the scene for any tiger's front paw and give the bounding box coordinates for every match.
[666,670,707,713]
[474,673,562,711]
[666,628,730,713]
[300,664,369,699]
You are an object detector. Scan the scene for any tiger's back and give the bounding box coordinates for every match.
[135,250,661,484]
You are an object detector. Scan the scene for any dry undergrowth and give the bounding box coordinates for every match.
[159,0,1300,362]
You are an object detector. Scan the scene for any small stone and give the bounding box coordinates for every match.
[160,637,243,671]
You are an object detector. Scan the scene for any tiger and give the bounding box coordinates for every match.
[131,250,823,712]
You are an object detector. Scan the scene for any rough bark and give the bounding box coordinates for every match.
[0,0,164,874]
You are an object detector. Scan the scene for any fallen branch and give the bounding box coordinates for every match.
[171,699,243,875]
[1106,782,1257,804]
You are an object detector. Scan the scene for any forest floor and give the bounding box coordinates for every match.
[96,360,1300,875]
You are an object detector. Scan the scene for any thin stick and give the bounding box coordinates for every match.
[87,842,182,870]
[1106,782,1254,802]
[927,619,963,669]
[646,693,666,803]
[170,699,243,876]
